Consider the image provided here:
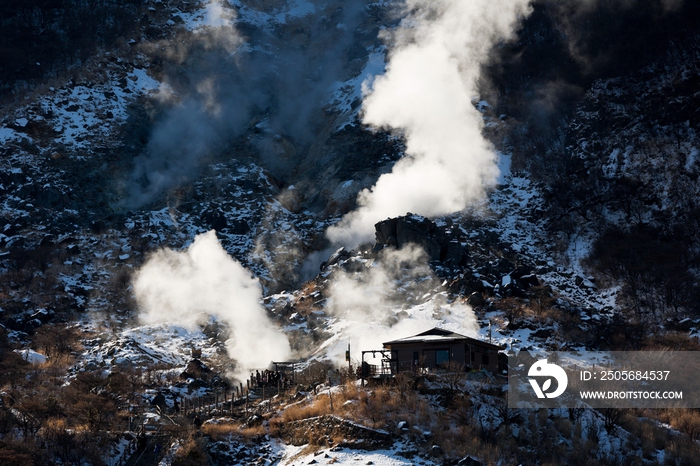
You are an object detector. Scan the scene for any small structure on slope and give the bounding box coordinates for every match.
[362,327,504,378]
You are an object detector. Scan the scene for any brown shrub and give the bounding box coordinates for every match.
[657,409,700,441]
[173,434,209,466]
[494,297,526,325]
[663,437,700,466]
[641,333,700,351]
[0,451,35,466]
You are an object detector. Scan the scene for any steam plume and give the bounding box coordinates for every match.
[123,0,248,208]
[323,245,479,365]
[133,230,291,380]
[327,0,531,247]
[122,0,366,208]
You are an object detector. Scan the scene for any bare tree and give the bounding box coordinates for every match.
[441,360,467,392]
[497,297,525,326]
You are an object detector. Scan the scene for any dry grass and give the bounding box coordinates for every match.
[273,384,396,426]
[201,423,238,441]
[272,382,435,441]
[200,420,268,444]
[238,424,267,443]
[279,396,332,423]
[266,381,642,464]
[199,376,700,465]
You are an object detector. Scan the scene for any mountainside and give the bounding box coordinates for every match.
[482,0,700,324]
[2,0,700,464]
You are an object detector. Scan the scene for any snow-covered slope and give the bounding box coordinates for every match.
[2,0,700,464]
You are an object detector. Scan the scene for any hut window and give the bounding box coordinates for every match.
[436,350,449,366]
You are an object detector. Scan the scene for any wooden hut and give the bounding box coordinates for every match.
[382,327,503,374]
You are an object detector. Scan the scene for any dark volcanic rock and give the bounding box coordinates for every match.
[181,358,212,382]
[519,274,540,288]
[373,214,468,266]
[200,209,227,231]
[466,292,485,307]
[457,456,482,466]
[321,246,351,271]
[229,219,250,235]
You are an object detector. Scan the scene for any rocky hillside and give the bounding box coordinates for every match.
[2,0,700,464]
[482,0,700,324]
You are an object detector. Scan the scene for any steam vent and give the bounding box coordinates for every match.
[3,0,700,463]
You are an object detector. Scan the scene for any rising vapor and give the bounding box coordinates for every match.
[121,0,366,208]
[133,230,291,380]
[327,0,531,247]
[123,0,250,208]
[323,245,479,365]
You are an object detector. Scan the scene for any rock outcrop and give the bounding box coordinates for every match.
[373,214,468,267]
[280,415,392,449]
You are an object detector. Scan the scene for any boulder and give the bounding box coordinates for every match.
[229,219,250,235]
[519,274,540,288]
[200,209,227,231]
[430,445,444,457]
[321,247,351,270]
[531,328,554,339]
[457,456,482,466]
[373,214,468,266]
[467,292,485,307]
[444,240,467,265]
[181,358,212,381]
[151,392,167,408]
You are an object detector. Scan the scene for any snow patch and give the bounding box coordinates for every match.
[330,51,386,129]
[15,349,47,364]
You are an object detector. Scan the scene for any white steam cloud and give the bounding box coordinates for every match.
[322,245,479,365]
[133,230,291,380]
[327,0,531,247]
